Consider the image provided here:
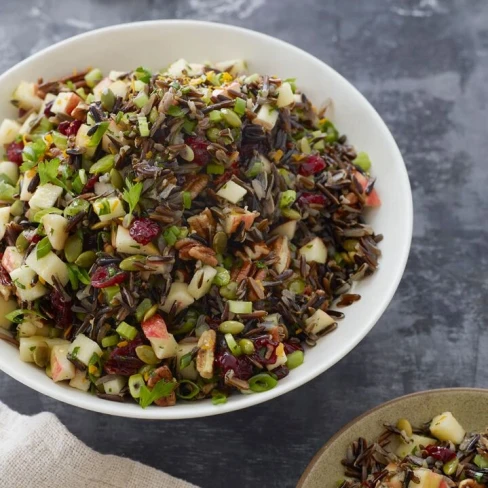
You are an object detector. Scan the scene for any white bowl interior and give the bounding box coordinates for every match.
[0,21,412,419]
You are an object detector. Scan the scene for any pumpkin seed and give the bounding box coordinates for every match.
[119,255,147,271]
[220,108,242,127]
[219,320,245,334]
[75,251,97,268]
[110,169,124,190]
[64,235,83,263]
[212,231,228,254]
[143,304,159,322]
[135,345,160,365]
[15,233,29,253]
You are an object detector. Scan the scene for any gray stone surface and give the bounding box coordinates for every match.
[0,0,487,486]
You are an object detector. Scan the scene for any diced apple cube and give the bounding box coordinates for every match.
[253,104,279,131]
[223,210,258,234]
[20,170,37,202]
[68,334,103,366]
[0,206,11,240]
[142,314,178,359]
[103,375,127,395]
[19,113,38,136]
[93,197,126,222]
[10,265,48,301]
[299,237,327,264]
[41,214,69,250]
[272,235,291,274]
[188,265,217,300]
[271,221,297,240]
[0,119,21,145]
[115,226,159,255]
[17,321,51,337]
[101,120,125,152]
[2,246,24,273]
[25,249,69,286]
[214,59,247,76]
[12,82,42,110]
[216,180,247,204]
[69,369,91,392]
[304,309,335,335]
[277,82,294,108]
[93,77,112,101]
[50,344,76,382]
[51,92,82,116]
[19,336,48,362]
[75,124,97,158]
[29,183,63,209]
[109,70,126,81]
[40,93,56,114]
[166,58,191,77]
[0,298,18,329]
[267,342,287,371]
[410,468,446,488]
[396,434,437,458]
[354,170,381,207]
[0,161,19,185]
[161,282,195,315]
[44,337,71,350]
[430,412,466,444]
[109,80,128,99]
[258,153,272,173]
[94,182,115,196]
[176,341,199,380]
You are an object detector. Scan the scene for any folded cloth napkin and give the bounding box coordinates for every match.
[0,402,198,488]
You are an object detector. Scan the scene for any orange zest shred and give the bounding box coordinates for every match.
[117,341,128,348]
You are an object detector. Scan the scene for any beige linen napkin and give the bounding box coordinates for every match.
[0,402,198,488]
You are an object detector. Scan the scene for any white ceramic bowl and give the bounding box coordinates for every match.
[0,20,412,419]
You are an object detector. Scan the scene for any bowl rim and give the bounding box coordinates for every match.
[297,387,488,487]
[0,19,413,419]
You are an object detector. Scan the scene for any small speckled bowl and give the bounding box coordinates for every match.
[298,388,488,488]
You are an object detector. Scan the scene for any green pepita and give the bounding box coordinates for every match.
[75,251,97,268]
[64,235,83,263]
[143,304,159,322]
[15,233,29,253]
[135,345,160,365]
[212,231,228,255]
[110,168,124,190]
[119,255,147,271]
[220,108,242,127]
[219,320,245,335]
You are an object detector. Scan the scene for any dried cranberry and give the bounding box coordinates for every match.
[30,234,42,244]
[272,365,289,380]
[91,265,127,289]
[299,154,326,176]
[58,120,82,136]
[424,445,456,463]
[185,136,211,166]
[104,338,144,376]
[129,218,160,245]
[44,100,54,117]
[50,287,72,329]
[252,336,279,366]
[298,192,326,207]
[82,174,99,193]
[283,341,304,355]
[213,164,239,187]
[215,351,253,380]
[5,141,24,165]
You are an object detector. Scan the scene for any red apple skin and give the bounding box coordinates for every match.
[142,314,169,339]
[2,248,19,273]
[354,170,381,207]
[65,93,82,116]
[225,212,257,233]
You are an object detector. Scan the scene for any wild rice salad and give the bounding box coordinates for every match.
[0,59,381,407]
[340,412,488,487]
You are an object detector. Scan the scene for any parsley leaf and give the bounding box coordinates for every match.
[38,158,69,191]
[122,178,143,216]
[20,139,47,171]
[5,309,46,324]
[139,379,177,408]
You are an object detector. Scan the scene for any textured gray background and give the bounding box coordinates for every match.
[0,0,487,486]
